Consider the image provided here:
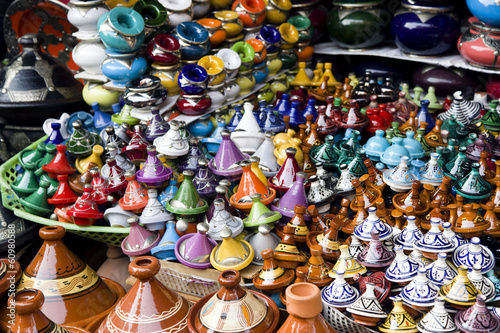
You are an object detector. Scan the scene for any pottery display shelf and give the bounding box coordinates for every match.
[314,42,500,75]
[125,259,261,302]
[0,136,129,248]
[166,68,289,124]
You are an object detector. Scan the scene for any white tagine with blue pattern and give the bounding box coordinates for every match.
[385,245,420,284]
[425,252,458,287]
[401,267,439,309]
[452,237,495,274]
[353,207,393,242]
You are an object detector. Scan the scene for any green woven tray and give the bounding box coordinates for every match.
[0,136,129,247]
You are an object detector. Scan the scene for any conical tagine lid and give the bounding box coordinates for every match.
[97,256,191,333]
[16,226,120,326]
[7,288,86,333]
[189,270,280,333]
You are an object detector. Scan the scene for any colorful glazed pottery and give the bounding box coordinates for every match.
[253,249,295,292]
[210,228,254,271]
[455,294,499,333]
[354,207,393,242]
[329,244,367,280]
[175,222,216,269]
[165,170,208,221]
[121,216,161,256]
[378,297,418,333]
[96,256,190,333]
[244,224,281,265]
[243,193,282,230]
[417,296,458,333]
[321,268,359,311]
[347,282,388,327]
[467,264,496,303]
[452,237,495,274]
[415,218,455,259]
[425,252,458,287]
[385,245,420,284]
[401,267,439,310]
[440,265,480,308]
[357,231,396,270]
[16,225,123,327]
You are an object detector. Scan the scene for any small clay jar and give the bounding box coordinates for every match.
[277,283,337,333]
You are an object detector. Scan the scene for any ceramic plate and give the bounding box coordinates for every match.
[4,0,79,72]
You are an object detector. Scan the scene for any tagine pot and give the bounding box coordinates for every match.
[7,288,93,333]
[0,34,84,125]
[187,270,280,332]
[14,226,125,328]
[346,282,388,327]
[96,256,191,333]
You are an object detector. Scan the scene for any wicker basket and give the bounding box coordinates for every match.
[126,260,260,301]
[0,136,130,247]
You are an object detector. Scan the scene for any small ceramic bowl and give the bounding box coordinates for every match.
[257,25,281,53]
[265,0,291,25]
[161,0,193,27]
[288,15,313,43]
[176,92,212,116]
[232,0,266,27]
[246,38,267,64]
[197,18,227,47]
[175,22,210,59]
[98,7,145,53]
[147,34,181,65]
[278,22,299,50]
[216,48,241,79]
[231,41,255,71]
[197,55,226,86]
[215,10,244,38]
[178,64,208,95]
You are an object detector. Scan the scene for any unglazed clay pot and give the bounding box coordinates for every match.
[97,256,191,333]
[187,269,280,332]
[278,282,337,333]
[14,226,125,328]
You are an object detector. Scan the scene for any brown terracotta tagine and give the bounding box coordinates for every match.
[8,288,91,333]
[277,282,337,333]
[274,225,308,269]
[14,226,125,328]
[97,256,192,333]
[188,269,280,333]
[0,258,22,299]
[253,249,295,293]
